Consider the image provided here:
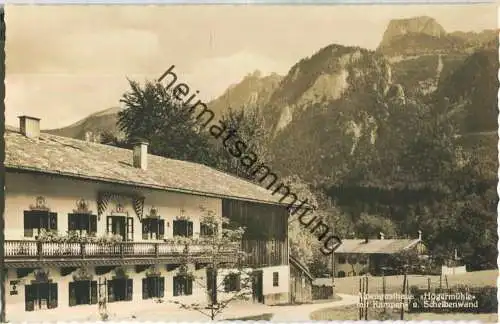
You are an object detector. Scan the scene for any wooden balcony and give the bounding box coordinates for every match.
[4,240,240,268]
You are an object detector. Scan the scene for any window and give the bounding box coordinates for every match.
[223,273,241,292]
[272,272,279,287]
[173,275,193,296]
[338,256,346,264]
[200,222,217,237]
[68,214,97,235]
[24,211,57,237]
[359,256,368,265]
[107,279,133,302]
[69,280,97,306]
[348,255,357,264]
[337,271,346,278]
[142,218,165,240]
[142,276,165,299]
[173,220,193,237]
[25,283,58,311]
[106,216,134,241]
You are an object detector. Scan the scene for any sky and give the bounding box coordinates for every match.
[5,4,497,129]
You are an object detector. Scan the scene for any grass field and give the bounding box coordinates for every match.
[310,305,498,322]
[333,269,498,295]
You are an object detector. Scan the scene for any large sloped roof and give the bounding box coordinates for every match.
[335,238,421,254]
[5,129,285,206]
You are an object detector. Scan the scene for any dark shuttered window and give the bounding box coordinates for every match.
[200,222,218,237]
[173,220,193,237]
[273,272,279,287]
[223,273,241,292]
[173,276,193,296]
[142,218,165,240]
[24,211,57,237]
[68,214,97,235]
[69,280,98,306]
[142,276,165,299]
[107,279,133,302]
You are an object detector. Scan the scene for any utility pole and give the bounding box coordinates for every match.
[331,251,335,289]
[400,265,408,320]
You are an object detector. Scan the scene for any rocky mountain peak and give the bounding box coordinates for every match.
[266,44,395,132]
[379,16,446,48]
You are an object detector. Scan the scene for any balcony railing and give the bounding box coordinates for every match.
[5,240,240,260]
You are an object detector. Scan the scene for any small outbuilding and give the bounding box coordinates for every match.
[289,255,314,304]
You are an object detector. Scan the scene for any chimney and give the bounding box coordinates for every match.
[133,140,149,170]
[418,230,422,241]
[379,232,385,240]
[19,116,40,139]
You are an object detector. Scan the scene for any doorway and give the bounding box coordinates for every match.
[107,216,125,239]
[251,270,264,304]
[25,282,58,311]
[107,216,134,241]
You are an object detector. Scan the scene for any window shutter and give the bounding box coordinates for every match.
[172,221,179,237]
[142,220,149,240]
[187,221,193,237]
[158,220,165,239]
[106,217,112,234]
[173,277,179,297]
[49,283,58,309]
[127,217,134,241]
[151,219,158,239]
[68,282,76,306]
[90,281,98,304]
[49,213,58,231]
[224,276,230,292]
[24,212,34,237]
[126,279,133,301]
[235,274,241,291]
[75,214,83,231]
[159,277,165,298]
[107,282,114,302]
[186,278,193,295]
[39,212,49,230]
[90,215,97,234]
[25,285,35,311]
[142,278,148,299]
[68,214,76,231]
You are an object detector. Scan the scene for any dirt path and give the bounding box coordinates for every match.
[270,294,359,321]
[9,294,361,322]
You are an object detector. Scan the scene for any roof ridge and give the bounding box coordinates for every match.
[5,129,286,206]
[37,129,280,197]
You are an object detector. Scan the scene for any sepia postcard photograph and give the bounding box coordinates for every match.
[1,2,498,322]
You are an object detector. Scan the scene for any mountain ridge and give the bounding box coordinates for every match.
[40,17,497,145]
